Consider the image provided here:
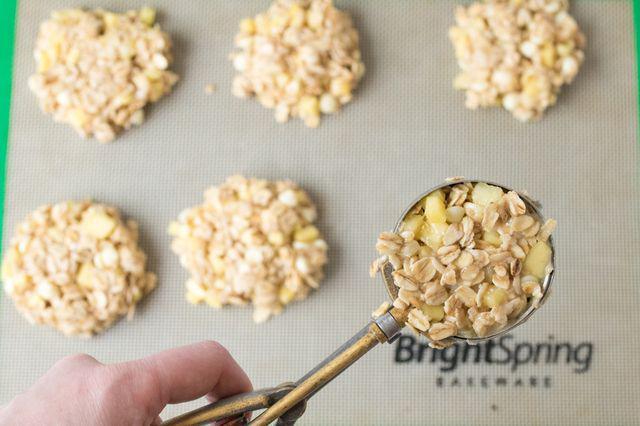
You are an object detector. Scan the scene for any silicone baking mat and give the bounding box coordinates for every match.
[1,1,639,424]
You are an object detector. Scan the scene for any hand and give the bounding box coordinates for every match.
[0,341,252,426]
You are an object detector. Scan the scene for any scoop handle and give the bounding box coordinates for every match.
[162,308,406,426]
[249,308,406,425]
[162,385,289,425]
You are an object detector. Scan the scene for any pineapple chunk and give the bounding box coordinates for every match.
[279,287,296,305]
[294,225,319,243]
[430,189,445,201]
[418,223,448,250]
[298,96,320,118]
[1,259,13,281]
[81,210,117,239]
[330,78,352,98]
[103,12,119,28]
[36,52,53,73]
[5,273,30,294]
[471,183,504,207]
[114,90,135,106]
[131,287,143,303]
[149,81,166,102]
[240,18,256,34]
[184,237,204,251]
[205,293,222,308]
[540,43,556,68]
[67,108,89,129]
[208,254,226,275]
[522,241,552,279]
[144,67,162,81]
[186,292,202,305]
[254,14,270,34]
[557,41,574,57]
[1,249,18,280]
[186,279,206,298]
[76,263,96,289]
[482,230,501,247]
[275,73,291,88]
[267,231,285,246]
[288,4,306,27]
[168,221,190,238]
[418,245,433,258]
[139,7,156,27]
[401,215,424,234]
[421,304,445,322]
[522,74,543,97]
[67,48,80,65]
[424,191,447,224]
[307,10,324,29]
[446,206,465,224]
[482,286,508,308]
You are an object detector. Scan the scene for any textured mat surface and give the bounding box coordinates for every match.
[1,1,639,424]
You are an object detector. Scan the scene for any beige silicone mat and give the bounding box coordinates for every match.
[2,1,639,424]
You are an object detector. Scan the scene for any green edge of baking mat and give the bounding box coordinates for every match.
[0,0,17,262]
[635,0,640,129]
[0,1,638,269]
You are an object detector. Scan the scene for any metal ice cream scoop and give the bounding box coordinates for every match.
[163,179,555,426]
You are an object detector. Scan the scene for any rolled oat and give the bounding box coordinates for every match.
[449,0,585,121]
[230,0,365,128]
[169,175,328,323]
[28,8,178,143]
[372,182,555,346]
[1,201,156,337]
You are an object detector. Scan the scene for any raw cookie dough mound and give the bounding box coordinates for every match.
[372,183,556,347]
[231,0,365,128]
[449,0,585,121]
[169,176,328,323]
[1,202,157,336]
[28,8,178,143]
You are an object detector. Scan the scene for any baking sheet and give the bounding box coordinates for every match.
[2,1,639,424]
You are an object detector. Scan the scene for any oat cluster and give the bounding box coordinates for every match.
[449,0,585,121]
[1,202,157,337]
[169,176,328,323]
[28,8,178,143]
[230,0,365,128]
[372,182,556,347]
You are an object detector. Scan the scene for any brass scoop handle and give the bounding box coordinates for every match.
[162,307,407,426]
[161,384,297,425]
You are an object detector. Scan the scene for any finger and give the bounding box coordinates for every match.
[123,341,252,405]
[51,353,101,374]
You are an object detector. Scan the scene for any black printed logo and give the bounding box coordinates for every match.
[394,334,593,388]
